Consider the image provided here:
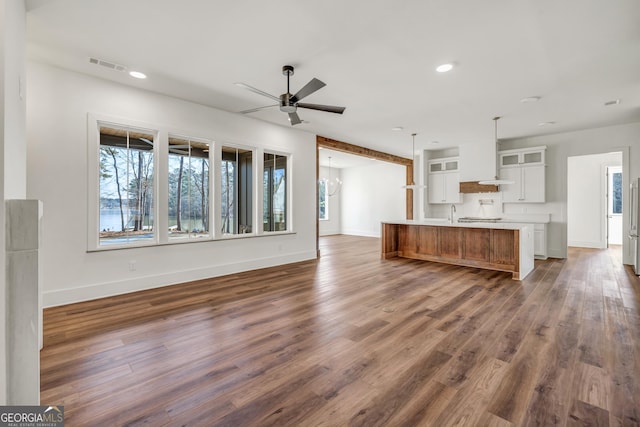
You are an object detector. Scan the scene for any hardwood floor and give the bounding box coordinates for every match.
[41,236,640,426]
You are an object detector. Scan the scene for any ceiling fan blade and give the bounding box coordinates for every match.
[169,148,190,155]
[297,103,346,114]
[288,112,302,125]
[235,83,280,102]
[238,104,278,114]
[291,78,326,103]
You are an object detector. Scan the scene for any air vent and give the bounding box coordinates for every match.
[89,57,127,72]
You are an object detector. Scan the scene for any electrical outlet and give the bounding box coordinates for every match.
[129,261,136,271]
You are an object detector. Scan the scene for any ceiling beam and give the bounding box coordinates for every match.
[316,136,412,167]
[315,135,414,226]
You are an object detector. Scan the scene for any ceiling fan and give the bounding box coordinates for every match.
[235,65,346,126]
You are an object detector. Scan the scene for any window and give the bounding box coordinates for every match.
[221,146,253,234]
[318,179,328,220]
[91,115,289,250]
[168,136,210,239]
[263,153,287,231]
[610,170,622,215]
[99,126,155,246]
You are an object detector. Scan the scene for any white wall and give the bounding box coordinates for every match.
[318,165,341,236]
[500,121,640,264]
[341,161,405,237]
[568,152,622,248]
[3,0,26,199]
[1,0,27,405]
[27,61,317,307]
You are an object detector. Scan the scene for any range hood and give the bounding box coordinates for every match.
[478,177,513,185]
[478,116,513,186]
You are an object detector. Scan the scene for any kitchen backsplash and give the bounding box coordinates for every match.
[426,192,502,219]
[425,191,552,223]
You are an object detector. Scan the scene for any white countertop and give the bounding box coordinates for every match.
[383,219,532,230]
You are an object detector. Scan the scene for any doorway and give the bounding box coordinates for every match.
[567,151,622,249]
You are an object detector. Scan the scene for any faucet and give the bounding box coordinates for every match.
[449,204,456,223]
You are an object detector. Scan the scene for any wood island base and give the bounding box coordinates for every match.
[381,222,534,280]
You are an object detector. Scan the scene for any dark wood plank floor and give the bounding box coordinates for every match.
[41,236,640,426]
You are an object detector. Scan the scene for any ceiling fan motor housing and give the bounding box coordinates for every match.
[279,93,296,113]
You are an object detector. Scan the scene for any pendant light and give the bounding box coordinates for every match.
[478,117,515,185]
[327,156,342,196]
[402,133,426,189]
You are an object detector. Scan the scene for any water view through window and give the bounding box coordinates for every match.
[99,126,155,245]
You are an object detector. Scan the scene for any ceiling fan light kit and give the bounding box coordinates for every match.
[237,65,346,126]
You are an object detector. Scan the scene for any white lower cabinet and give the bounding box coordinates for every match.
[534,223,547,259]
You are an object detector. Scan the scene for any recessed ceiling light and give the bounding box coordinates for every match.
[391,126,403,131]
[129,71,147,79]
[538,121,556,126]
[520,96,541,103]
[436,63,454,73]
[604,99,621,106]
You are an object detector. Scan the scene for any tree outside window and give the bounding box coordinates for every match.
[99,126,155,246]
[318,179,328,220]
[93,118,287,249]
[221,146,253,234]
[263,153,287,231]
[168,136,210,239]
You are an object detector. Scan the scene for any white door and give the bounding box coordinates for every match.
[607,166,623,245]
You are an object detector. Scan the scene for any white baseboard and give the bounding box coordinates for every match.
[43,250,317,308]
[341,229,380,238]
[567,240,605,249]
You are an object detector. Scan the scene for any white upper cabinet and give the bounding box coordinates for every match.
[428,158,459,173]
[428,157,461,204]
[499,146,546,203]
[499,147,545,168]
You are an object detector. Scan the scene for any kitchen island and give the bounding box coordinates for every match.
[381,220,534,280]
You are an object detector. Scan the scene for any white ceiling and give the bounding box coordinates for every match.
[25,0,640,159]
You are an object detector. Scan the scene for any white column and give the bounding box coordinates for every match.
[6,199,42,405]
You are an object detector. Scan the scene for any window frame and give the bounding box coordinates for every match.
[88,114,160,250]
[262,151,290,232]
[609,167,623,216]
[219,143,257,237]
[167,133,213,242]
[88,113,293,252]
